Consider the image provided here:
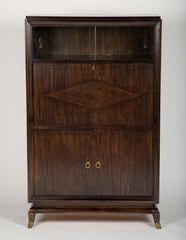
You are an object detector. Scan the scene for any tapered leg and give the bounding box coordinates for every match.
[152,208,161,229]
[28,208,36,228]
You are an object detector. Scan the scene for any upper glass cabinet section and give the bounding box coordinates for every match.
[33,26,154,61]
[33,27,95,60]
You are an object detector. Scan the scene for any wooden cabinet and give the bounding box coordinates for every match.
[26,16,162,229]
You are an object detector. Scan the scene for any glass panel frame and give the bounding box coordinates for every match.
[96,27,155,60]
[33,26,95,60]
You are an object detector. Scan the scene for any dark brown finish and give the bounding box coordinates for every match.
[33,63,153,128]
[34,129,153,196]
[26,16,161,27]
[33,27,95,60]
[47,80,139,109]
[96,27,154,60]
[28,205,161,229]
[33,26,154,60]
[25,18,34,201]
[25,16,162,229]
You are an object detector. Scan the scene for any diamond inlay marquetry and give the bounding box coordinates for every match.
[47,80,139,109]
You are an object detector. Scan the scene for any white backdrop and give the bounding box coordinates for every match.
[0,0,186,239]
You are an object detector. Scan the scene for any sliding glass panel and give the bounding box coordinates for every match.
[96,27,154,60]
[33,27,95,60]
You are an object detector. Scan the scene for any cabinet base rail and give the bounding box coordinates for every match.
[28,205,161,229]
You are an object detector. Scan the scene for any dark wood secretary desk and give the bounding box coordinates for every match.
[25,16,162,228]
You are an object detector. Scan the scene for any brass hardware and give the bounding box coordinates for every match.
[143,38,148,49]
[155,222,161,229]
[38,37,43,48]
[28,221,34,228]
[95,161,101,168]
[85,161,90,169]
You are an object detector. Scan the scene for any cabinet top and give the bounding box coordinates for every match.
[26,16,161,27]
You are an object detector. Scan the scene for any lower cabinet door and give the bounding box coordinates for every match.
[34,129,153,197]
[93,130,153,196]
[34,130,95,196]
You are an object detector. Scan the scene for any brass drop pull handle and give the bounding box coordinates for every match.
[85,161,90,169]
[95,161,101,169]
[143,38,148,49]
[38,37,43,49]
